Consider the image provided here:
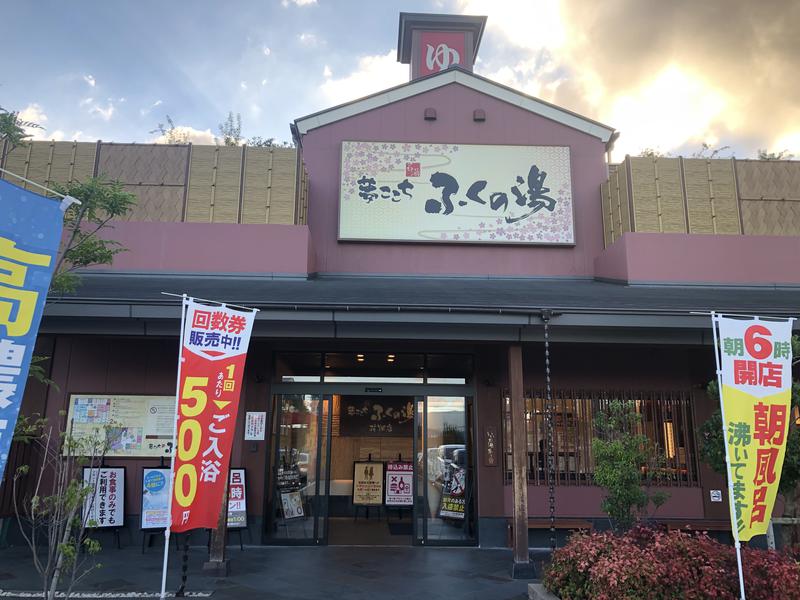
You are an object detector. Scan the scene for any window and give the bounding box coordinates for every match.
[502,390,699,487]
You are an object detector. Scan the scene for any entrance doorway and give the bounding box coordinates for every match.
[263,388,476,546]
[328,394,415,545]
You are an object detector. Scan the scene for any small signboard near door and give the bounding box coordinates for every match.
[83,467,125,528]
[385,461,413,506]
[281,491,304,519]
[352,461,384,506]
[227,468,247,528]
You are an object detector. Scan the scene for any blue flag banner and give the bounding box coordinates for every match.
[0,178,67,483]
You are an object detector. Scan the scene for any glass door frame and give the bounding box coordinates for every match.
[412,394,477,547]
[264,393,332,546]
[268,382,476,547]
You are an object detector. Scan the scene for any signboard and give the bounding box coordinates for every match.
[66,395,176,457]
[281,491,304,520]
[439,464,466,520]
[141,468,170,529]
[385,461,413,506]
[714,314,794,541]
[244,411,266,441]
[83,467,125,528]
[170,298,257,533]
[339,396,414,437]
[419,31,465,76]
[227,468,247,529]
[0,179,70,482]
[339,141,574,245]
[710,489,723,503]
[276,463,302,492]
[352,461,384,506]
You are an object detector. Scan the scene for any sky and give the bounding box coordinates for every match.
[2,0,798,162]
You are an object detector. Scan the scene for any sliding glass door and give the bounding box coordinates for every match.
[264,394,331,544]
[413,395,476,545]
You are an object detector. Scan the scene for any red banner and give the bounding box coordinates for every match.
[170,298,256,532]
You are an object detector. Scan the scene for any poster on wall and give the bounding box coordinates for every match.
[227,469,247,529]
[439,464,466,520]
[244,412,266,441]
[385,461,413,506]
[281,491,304,520]
[352,461,384,506]
[169,297,257,533]
[713,313,794,541]
[339,141,574,245]
[66,395,176,457]
[83,467,125,528]
[339,396,414,437]
[141,468,170,529]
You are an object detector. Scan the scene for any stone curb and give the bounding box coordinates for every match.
[528,582,559,600]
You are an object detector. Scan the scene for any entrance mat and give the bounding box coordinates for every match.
[387,522,413,536]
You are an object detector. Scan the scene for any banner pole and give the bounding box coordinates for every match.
[711,312,747,600]
[161,294,189,600]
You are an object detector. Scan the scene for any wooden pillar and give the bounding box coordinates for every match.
[509,345,533,578]
[203,482,230,576]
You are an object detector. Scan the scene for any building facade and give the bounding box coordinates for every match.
[3,12,800,553]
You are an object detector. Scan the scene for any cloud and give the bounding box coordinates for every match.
[79,97,94,107]
[16,103,51,140]
[454,0,800,160]
[89,101,115,121]
[240,81,248,90]
[83,74,96,87]
[262,45,272,56]
[773,131,800,157]
[606,65,727,158]
[282,0,317,6]
[298,32,319,46]
[322,65,332,78]
[320,50,408,106]
[150,125,216,145]
[457,0,565,51]
[139,99,163,117]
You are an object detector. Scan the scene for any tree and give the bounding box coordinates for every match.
[692,142,733,159]
[700,335,800,547]
[637,148,672,158]
[49,178,136,295]
[0,105,44,151]
[247,136,294,148]
[13,415,117,600]
[592,400,669,531]
[758,149,795,160]
[218,111,242,146]
[149,115,189,144]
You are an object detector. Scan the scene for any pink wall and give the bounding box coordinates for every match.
[96,221,313,275]
[595,233,800,285]
[300,82,609,276]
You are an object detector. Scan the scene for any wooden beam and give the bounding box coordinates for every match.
[203,481,230,576]
[508,344,532,577]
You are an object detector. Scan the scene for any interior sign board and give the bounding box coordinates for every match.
[385,461,413,506]
[339,141,574,245]
[339,396,414,437]
[352,461,384,506]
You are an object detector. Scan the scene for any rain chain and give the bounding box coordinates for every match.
[542,310,556,553]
